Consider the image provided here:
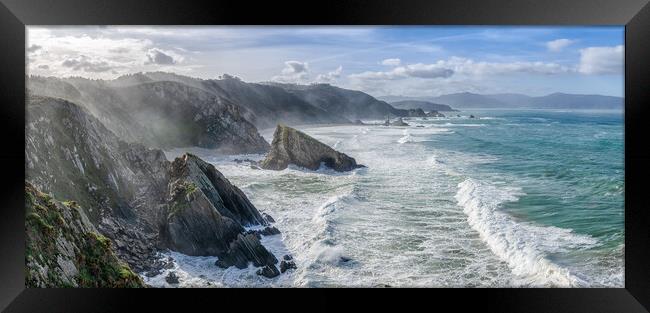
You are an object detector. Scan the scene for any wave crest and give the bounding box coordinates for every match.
[455,178,599,287]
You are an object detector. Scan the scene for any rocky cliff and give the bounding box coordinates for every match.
[30,73,421,134]
[28,76,270,154]
[260,124,364,172]
[25,182,145,288]
[272,83,410,120]
[26,96,283,280]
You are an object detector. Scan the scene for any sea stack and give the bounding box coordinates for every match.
[260,124,365,172]
[391,117,409,126]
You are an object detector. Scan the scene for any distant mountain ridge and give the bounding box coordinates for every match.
[389,100,457,112]
[379,92,623,110]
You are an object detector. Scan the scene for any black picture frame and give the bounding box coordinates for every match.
[1,0,649,312]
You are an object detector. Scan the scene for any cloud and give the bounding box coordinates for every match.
[272,60,310,82]
[381,58,401,66]
[109,47,130,53]
[546,39,574,52]
[27,44,42,53]
[282,60,308,75]
[315,66,343,83]
[354,56,572,82]
[146,48,177,65]
[61,55,113,72]
[578,45,623,74]
[444,57,571,75]
[350,62,454,81]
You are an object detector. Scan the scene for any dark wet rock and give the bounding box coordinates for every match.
[405,108,427,117]
[260,124,365,172]
[260,226,281,236]
[256,265,281,278]
[214,233,278,269]
[262,213,275,223]
[391,117,409,126]
[244,226,281,237]
[469,115,476,119]
[234,158,258,164]
[283,254,293,261]
[145,269,162,277]
[165,271,179,284]
[340,256,352,263]
[279,260,297,273]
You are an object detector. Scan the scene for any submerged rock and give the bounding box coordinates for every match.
[260,124,365,172]
[165,271,180,284]
[256,265,281,278]
[391,117,409,126]
[279,260,297,273]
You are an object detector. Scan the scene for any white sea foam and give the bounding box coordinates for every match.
[397,130,413,144]
[455,178,599,287]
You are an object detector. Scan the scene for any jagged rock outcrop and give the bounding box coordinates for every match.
[260,124,364,172]
[161,153,280,276]
[25,182,144,288]
[215,234,278,270]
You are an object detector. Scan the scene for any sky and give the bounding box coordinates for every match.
[26,26,624,97]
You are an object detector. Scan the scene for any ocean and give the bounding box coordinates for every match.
[147,109,624,288]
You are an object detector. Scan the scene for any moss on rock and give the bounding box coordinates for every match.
[25,181,145,288]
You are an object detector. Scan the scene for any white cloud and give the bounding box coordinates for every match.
[578,45,623,75]
[146,48,178,65]
[444,57,571,75]
[350,57,570,83]
[26,27,192,79]
[315,66,343,83]
[350,62,454,81]
[546,39,574,52]
[272,60,310,83]
[381,58,401,66]
[61,55,112,72]
[282,61,308,75]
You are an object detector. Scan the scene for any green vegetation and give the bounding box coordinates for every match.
[75,231,143,288]
[167,181,199,219]
[25,182,145,288]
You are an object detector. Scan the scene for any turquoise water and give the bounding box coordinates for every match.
[427,109,624,286]
[152,109,624,288]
